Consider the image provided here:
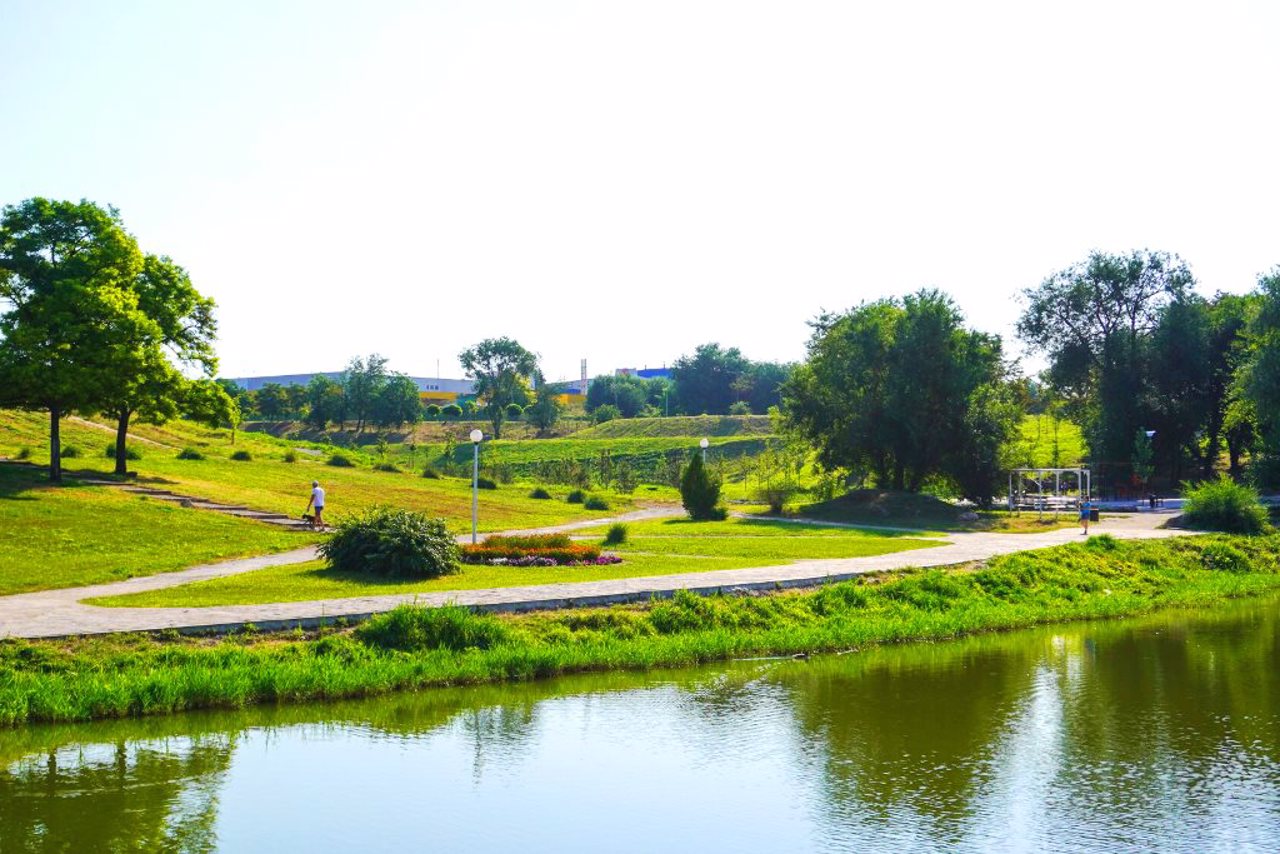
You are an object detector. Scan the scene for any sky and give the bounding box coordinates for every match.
[2,0,1278,383]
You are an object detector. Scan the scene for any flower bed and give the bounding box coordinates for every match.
[460,534,621,566]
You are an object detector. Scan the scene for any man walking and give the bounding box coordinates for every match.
[306,480,326,529]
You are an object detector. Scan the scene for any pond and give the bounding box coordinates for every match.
[2,597,1277,852]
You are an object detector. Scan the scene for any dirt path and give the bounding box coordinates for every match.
[0,509,1190,639]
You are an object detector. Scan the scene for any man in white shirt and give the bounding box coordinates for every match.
[306,480,326,529]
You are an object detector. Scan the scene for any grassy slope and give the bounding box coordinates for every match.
[0,464,314,596]
[797,489,1081,533]
[573,414,774,438]
[91,518,940,607]
[3,534,1277,724]
[0,410,633,531]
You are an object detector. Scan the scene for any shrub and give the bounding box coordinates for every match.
[373,462,401,473]
[104,444,143,461]
[1181,475,1270,534]
[441,403,463,419]
[421,465,441,479]
[566,489,586,504]
[15,447,32,460]
[1200,540,1250,573]
[230,450,253,462]
[592,404,621,424]
[327,453,356,468]
[603,523,628,545]
[584,495,610,511]
[60,445,82,459]
[318,506,461,578]
[529,486,553,499]
[505,403,525,418]
[729,401,752,415]
[680,453,725,520]
[177,447,206,460]
[476,477,498,490]
[282,450,298,463]
[356,605,508,652]
[423,404,442,420]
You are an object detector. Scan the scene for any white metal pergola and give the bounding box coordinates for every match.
[1007,467,1091,515]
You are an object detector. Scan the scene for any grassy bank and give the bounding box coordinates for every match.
[89,518,941,607]
[2,534,1278,725]
[0,464,315,595]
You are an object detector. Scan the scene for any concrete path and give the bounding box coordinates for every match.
[0,509,1190,639]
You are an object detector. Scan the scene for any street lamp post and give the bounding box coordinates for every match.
[699,437,709,463]
[470,428,483,544]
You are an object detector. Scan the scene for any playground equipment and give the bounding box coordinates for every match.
[1007,467,1091,517]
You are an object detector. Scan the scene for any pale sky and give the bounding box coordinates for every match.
[2,1,1278,382]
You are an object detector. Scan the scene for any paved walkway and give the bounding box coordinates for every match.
[0,509,1190,639]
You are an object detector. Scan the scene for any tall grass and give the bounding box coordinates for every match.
[1181,475,1271,534]
[2,535,1278,726]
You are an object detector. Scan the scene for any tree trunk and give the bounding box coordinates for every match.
[114,409,132,475]
[49,406,62,482]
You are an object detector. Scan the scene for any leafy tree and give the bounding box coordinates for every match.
[458,337,538,439]
[784,290,1016,503]
[255,383,290,420]
[0,198,145,481]
[737,361,793,413]
[525,378,565,436]
[342,354,389,432]
[644,376,674,414]
[584,374,647,417]
[372,373,423,428]
[182,378,239,437]
[592,403,622,424]
[96,255,218,474]
[1018,250,1192,485]
[1241,268,1280,484]
[305,374,346,429]
[671,343,749,415]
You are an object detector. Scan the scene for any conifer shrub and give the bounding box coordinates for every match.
[230,450,253,461]
[104,444,143,461]
[477,477,498,490]
[680,453,726,520]
[60,445,82,458]
[566,489,586,504]
[283,450,298,463]
[177,447,205,460]
[584,495,610,511]
[603,523,628,545]
[529,486,553,499]
[319,507,460,578]
[421,465,441,479]
[327,453,356,468]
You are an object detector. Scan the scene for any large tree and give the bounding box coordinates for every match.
[459,337,538,439]
[97,254,218,474]
[1018,250,1193,486]
[1240,269,1280,484]
[0,198,145,481]
[342,354,389,432]
[671,343,749,415]
[372,373,423,429]
[784,290,1017,503]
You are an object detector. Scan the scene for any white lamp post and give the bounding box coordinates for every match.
[699,437,709,463]
[470,428,484,544]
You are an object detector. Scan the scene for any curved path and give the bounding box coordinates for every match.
[0,510,1188,639]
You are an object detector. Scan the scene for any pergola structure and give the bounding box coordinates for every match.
[1007,467,1091,514]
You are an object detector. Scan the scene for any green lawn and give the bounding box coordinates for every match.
[89,518,942,607]
[0,464,316,596]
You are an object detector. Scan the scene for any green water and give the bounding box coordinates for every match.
[2,598,1278,852]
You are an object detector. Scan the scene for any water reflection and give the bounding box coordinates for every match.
[1,599,1277,852]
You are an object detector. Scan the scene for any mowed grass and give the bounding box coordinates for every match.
[0,410,634,532]
[89,518,942,607]
[0,465,314,596]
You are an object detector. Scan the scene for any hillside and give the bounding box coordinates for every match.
[574,414,774,439]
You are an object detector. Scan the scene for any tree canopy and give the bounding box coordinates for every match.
[459,337,538,439]
[783,290,1017,504]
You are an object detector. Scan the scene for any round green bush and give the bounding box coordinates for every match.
[566,489,586,504]
[476,476,498,490]
[327,453,356,468]
[1181,475,1270,534]
[592,404,621,424]
[505,403,525,418]
[104,444,142,461]
[230,450,253,461]
[423,404,442,420]
[603,523,628,545]
[318,507,461,578]
[441,403,463,419]
[283,450,298,463]
[529,486,552,500]
[177,447,206,461]
[584,495,610,511]
[421,466,441,479]
[373,462,401,473]
[60,445,82,459]
[729,401,752,415]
